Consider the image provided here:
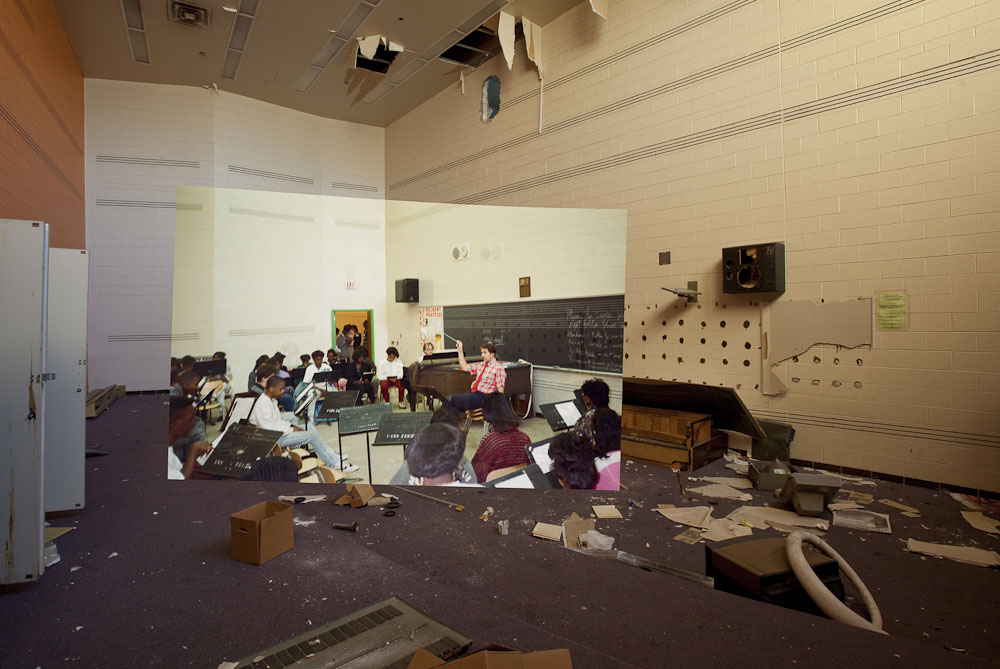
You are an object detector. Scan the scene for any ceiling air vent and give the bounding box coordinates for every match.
[168,1,210,28]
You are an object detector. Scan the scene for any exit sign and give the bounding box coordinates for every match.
[345,280,357,290]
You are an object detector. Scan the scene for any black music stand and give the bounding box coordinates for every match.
[193,357,226,379]
[336,403,393,483]
[373,411,432,464]
[293,385,323,430]
[198,423,283,478]
[316,390,360,423]
[538,398,587,431]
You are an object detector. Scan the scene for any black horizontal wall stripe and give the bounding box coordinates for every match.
[0,101,83,200]
[0,27,83,157]
[389,0,928,193]
[228,165,314,185]
[449,50,1000,205]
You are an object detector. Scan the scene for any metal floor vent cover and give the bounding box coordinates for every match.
[232,596,472,668]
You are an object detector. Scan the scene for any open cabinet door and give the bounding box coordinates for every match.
[45,248,89,512]
[1,219,47,584]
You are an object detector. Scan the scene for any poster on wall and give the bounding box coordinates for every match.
[418,306,444,351]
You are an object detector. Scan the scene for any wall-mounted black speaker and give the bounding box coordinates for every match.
[395,278,418,303]
[722,242,785,294]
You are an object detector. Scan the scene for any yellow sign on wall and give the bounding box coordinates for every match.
[875,291,907,331]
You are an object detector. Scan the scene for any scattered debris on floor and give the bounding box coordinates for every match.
[879,499,919,515]
[833,510,892,534]
[592,504,622,519]
[687,483,753,502]
[960,511,1000,535]
[497,520,509,535]
[905,539,1000,567]
[726,506,830,531]
[479,507,494,521]
[277,495,327,504]
[655,505,712,529]
[562,513,595,549]
[673,528,702,544]
[532,521,563,542]
[579,529,615,550]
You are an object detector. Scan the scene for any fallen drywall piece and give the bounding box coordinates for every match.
[498,11,516,70]
[761,298,873,395]
[961,511,1000,534]
[726,505,830,530]
[702,518,753,542]
[655,505,713,529]
[589,0,610,19]
[698,476,753,489]
[687,483,753,502]
[522,16,543,79]
[562,512,595,549]
[906,539,1000,567]
[357,35,381,59]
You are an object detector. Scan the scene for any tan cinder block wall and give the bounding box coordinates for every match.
[0,0,85,248]
[387,0,1000,493]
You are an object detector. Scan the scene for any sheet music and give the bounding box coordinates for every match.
[493,472,535,488]
[196,428,228,466]
[529,441,553,473]
[554,401,582,426]
[229,397,255,424]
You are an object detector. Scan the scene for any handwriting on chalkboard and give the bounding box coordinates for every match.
[444,296,623,373]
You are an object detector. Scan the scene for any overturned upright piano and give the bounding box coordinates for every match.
[621,379,765,471]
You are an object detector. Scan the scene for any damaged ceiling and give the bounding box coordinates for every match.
[54,0,585,127]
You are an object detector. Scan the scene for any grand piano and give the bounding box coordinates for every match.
[406,351,532,411]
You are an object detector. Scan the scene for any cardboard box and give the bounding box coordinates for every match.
[230,501,293,565]
[408,648,572,669]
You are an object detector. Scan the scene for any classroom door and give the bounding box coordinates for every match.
[331,309,373,358]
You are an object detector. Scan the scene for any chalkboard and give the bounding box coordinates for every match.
[443,295,623,373]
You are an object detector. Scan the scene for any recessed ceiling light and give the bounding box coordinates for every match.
[327,28,337,33]
[222,5,237,12]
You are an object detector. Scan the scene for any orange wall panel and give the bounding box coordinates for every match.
[0,0,84,248]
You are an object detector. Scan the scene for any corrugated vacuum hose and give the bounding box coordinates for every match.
[786,530,887,635]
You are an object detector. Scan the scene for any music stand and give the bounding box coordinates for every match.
[373,411,432,466]
[538,399,586,431]
[193,357,226,378]
[316,390,360,424]
[337,403,393,483]
[293,385,323,430]
[198,423,283,478]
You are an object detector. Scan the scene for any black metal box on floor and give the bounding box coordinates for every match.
[752,419,795,461]
[706,535,844,616]
[722,242,785,293]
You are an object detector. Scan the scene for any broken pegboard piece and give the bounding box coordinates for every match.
[760,298,873,395]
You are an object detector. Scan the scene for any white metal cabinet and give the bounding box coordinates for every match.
[1,219,47,584]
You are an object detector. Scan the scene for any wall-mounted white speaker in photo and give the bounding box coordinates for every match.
[451,243,470,260]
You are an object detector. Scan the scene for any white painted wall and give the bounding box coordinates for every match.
[172,186,386,392]
[85,79,385,390]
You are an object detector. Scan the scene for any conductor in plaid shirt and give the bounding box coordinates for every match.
[444,340,506,412]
